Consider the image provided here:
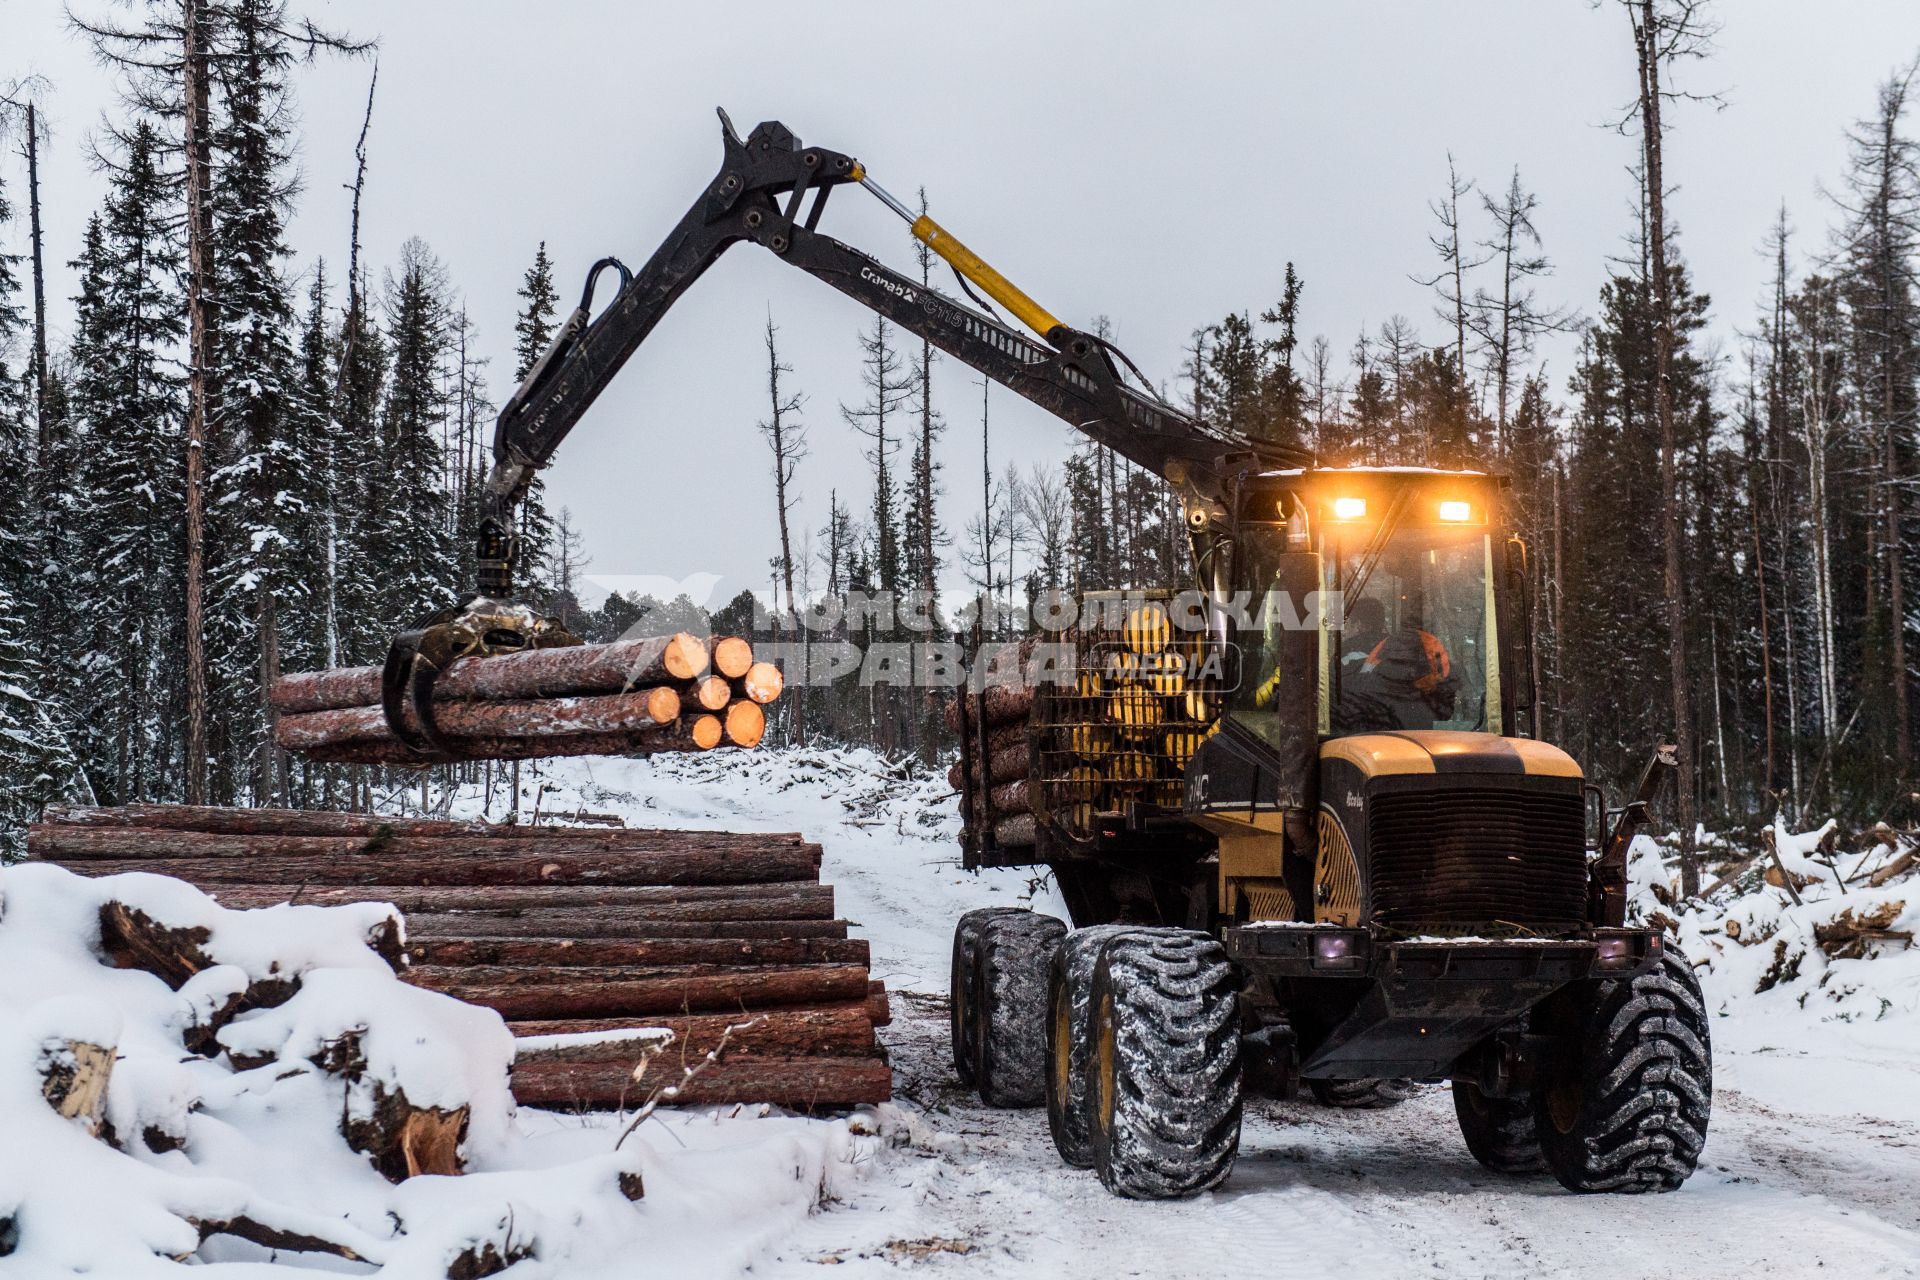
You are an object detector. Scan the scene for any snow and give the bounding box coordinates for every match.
[0,861,881,1277]
[1625,821,1920,1021]
[513,1027,675,1056]
[5,751,1918,1276]
[440,749,1920,1278]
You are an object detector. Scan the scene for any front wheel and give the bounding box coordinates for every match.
[1308,1077,1419,1110]
[1453,1081,1545,1174]
[1534,948,1712,1193]
[1088,929,1242,1199]
[1046,925,1142,1168]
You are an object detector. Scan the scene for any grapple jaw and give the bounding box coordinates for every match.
[380,598,582,761]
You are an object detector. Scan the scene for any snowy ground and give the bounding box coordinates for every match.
[463,750,1920,1280]
[8,751,1915,1277]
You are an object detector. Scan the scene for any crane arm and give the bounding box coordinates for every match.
[382,112,1309,759]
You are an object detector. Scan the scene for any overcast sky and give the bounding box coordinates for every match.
[8,0,1920,609]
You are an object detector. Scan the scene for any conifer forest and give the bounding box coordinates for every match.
[0,0,1916,856]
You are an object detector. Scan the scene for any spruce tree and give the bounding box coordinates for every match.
[1559,262,1714,786]
[374,238,459,631]
[69,123,187,801]
[842,315,912,597]
[0,163,86,853]
[514,242,560,378]
[332,269,389,664]
[205,0,308,801]
[510,243,558,600]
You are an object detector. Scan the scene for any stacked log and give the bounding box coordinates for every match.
[29,804,890,1112]
[947,685,1040,854]
[268,632,781,766]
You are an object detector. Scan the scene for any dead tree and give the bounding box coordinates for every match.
[1470,167,1578,450]
[758,313,807,742]
[1412,153,1483,399]
[1621,0,1721,897]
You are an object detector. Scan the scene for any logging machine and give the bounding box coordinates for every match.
[381,112,1709,1200]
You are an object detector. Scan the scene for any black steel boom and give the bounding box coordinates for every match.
[383,112,1309,758]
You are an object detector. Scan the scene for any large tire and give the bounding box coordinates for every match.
[1308,1077,1419,1109]
[1088,929,1242,1199]
[949,908,1019,1088]
[1046,925,1144,1168]
[1534,949,1712,1193]
[972,910,1067,1106]
[1453,1081,1545,1174]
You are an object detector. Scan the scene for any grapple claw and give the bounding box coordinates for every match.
[380,598,583,762]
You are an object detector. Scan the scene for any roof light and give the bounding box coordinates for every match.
[1332,496,1367,520]
[1437,500,1472,522]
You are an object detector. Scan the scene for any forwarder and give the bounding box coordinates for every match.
[380,113,1710,1202]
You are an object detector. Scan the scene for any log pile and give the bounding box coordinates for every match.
[268,633,782,765]
[947,684,1038,852]
[29,804,891,1112]
[950,594,1221,863]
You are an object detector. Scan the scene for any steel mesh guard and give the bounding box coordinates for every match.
[1033,592,1220,846]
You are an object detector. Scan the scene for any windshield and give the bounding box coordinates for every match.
[1329,521,1495,734]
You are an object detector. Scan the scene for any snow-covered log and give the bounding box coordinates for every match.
[409,963,873,1021]
[268,632,712,713]
[511,1001,878,1060]
[45,845,824,888]
[35,818,821,860]
[274,686,684,750]
[290,713,728,765]
[511,1055,894,1110]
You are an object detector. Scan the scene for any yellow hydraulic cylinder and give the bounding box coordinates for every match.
[855,167,1063,341]
[909,215,1062,340]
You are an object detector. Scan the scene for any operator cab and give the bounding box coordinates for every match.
[1226,468,1521,752]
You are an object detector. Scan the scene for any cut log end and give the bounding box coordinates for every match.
[642,685,682,725]
[724,700,766,748]
[709,636,754,680]
[41,1039,114,1135]
[340,1074,469,1182]
[740,661,784,705]
[685,675,732,712]
[657,632,711,682]
[689,713,724,751]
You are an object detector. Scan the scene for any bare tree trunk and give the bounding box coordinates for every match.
[762,316,804,744]
[260,591,283,805]
[182,0,213,805]
[1889,423,1910,772]
[979,378,992,604]
[25,102,48,447]
[1551,461,1567,745]
[1709,617,1730,812]
[1751,494,1775,797]
[1636,1,1697,894]
[1495,220,1514,451]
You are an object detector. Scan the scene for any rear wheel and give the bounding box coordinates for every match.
[1308,1077,1419,1109]
[1452,1081,1545,1174]
[949,908,1016,1088]
[966,910,1066,1107]
[1088,929,1242,1199]
[1534,948,1712,1193]
[1046,925,1142,1167]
